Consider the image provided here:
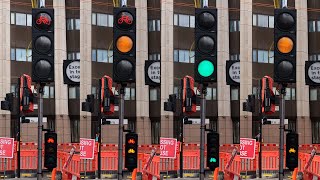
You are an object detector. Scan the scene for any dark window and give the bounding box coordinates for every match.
[312,119,320,144]
[151,120,160,144]
[70,119,80,143]
[232,118,240,144]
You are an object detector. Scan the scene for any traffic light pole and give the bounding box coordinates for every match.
[279,84,286,180]
[118,85,125,180]
[37,84,44,180]
[200,84,207,180]
[179,79,184,178]
[16,78,21,178]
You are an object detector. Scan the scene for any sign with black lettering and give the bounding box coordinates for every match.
[226,60,240,86]
[145,60,160,86]
[63,60,80,85]
[305,61,320,86]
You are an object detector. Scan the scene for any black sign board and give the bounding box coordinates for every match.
[145,60,160,86]
[305,61,320,86]
[226,60,240,86]
[63,60,80,85]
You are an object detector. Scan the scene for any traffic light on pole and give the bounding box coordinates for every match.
[194,8,217,83]
[32,8,54,83]
[183,76,196,114]
[100,76,115,115]
[125,132,138,172]
[261,76,275,114]
[113,7,136,83]
[44,132,57,170]
[274,8,296,83]
[20,74,34,114]
[1,93,14,111]
[286,132,298,171]
[207,132,219,171]
[82,94,94,113]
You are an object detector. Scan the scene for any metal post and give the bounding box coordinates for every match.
[97,79,102,179]
[4,158,6,179]
[38,0,45,8]
[84,159,87,179]
[199,84,207,180]
[121,0,127,7]
[258,79,262,179]
[118,85,125,180]
[279,85,286,180]
[16,78,21,178]
[179,79,184,178]
[37,84,44,180]
[281,0,287,8]
[202,0,208,7]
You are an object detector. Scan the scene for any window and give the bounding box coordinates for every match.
[151,120,160,144]
[209,119,218,132]
[16,13,26,26]
[92,49,113,63]
[253,14,274,28]
[309,21,316,32]
[233,119,240,144]
[206,87,213,100]
[174,49,194,63]
[92,13,97,25]
[231,88,239,101]
[11,13,15,24]
[150,89,158,101]
[174,14,195,28]
[309,54,320,61]
[124,87,136,100]
[310,89,317,101]
[128,119,136,132]
[252,14,257,26]
[92,13,113,27]
[230,54,240,60]
[75,19,80,30]
[71,119,80,143]
[252,49,274,64]
[67,18,80,30]
[10,48,15,60]
[69,86,80,99]
[67,19,74,30]
[148,19,160,32]
[10,12,32,26]
[230,20,239,32]
[14,48,32,62]
[149,53,161,60]
[68,52,80,60]
[97,13,108,27]
[312,120,320,144]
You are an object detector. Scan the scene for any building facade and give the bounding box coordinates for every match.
[0,0,319,145]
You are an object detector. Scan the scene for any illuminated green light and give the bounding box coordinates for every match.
[209,157,217,163]
[198,60,214,77]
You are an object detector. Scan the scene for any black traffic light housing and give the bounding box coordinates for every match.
[274,8,296,83]
[207,132,219,171]
[32,8,55,83]
[20,75,34,114]
[164,94,177,112]
[243,94,255,113]
[82,94,94,113]
[113,7,136,83]
[286,132,298,171]
[1,93,14,111]
[194,8,217,83]
[100,76,115,115]
[44,132,57,170]
[125,132,138,172]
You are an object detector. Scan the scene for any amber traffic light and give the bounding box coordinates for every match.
[286,132,298,171]
[125,133,138,172]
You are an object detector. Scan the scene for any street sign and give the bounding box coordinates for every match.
[63,60,80,85]
[80,138,95,159]
[100,118,128,125]
[240,138,256,159]
[0,137,14,158]
[226,60,240,86]
[160,137,177,159]
[306,61,320,85]
[145,60,160,86]
[262,118,288,125]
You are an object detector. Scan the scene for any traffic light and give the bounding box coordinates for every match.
[183,76,196,114]
[82,94,94,113]
[20,74,34,114]
[32,8,54,83]
[125,132,138,172]
[207,132,219,171]
[164,94,176,112]
[113,7,136,83]
[194,8,217,83]
[100,76,115,115]
[1,93,14,111]
[274,8,296,83]
[44,132,57,170]
[261,76,275,114]
[243,94,255,113]
[286,132,298,171]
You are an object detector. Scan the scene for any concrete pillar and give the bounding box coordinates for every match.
[135,0,151,144]
[160,0,174,138]
[0,0,11,137]
[53,0,71,143]
[295,0,311,144]
[240,0,253,138]
[216,0,232,144]
[80,0,92,138]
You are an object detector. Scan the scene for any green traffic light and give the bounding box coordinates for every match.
[198,60,214,77]
[209,157,217,163]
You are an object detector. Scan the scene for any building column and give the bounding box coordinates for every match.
[216,0,232,144]
[295,0,311,144]
[240,0,253,138]
[160,0,174,138]
[0,0,11,137]
[135,0,151,144]
[80,0,92,138]
[53,0,70,143]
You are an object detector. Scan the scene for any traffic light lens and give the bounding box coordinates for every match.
[35,36,52,54]
[198,36,215,54]
[277,37,293,54]
[198,60,214,77]
[197,12,215,30]
[277,61,293,78]
[115,60,134,78]
[116,11,134,30]
[34,12,52,30]
[116,36,133,53]
[34,60,52,78]
[276,13,294,31]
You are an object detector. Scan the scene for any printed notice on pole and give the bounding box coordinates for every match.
[80,138,95,159]
[0,137,14,158]
[160,137,177,159]
[240,138,256,159]
[308,62,320,84]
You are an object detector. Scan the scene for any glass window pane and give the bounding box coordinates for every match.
[178,14,189,27]
[108,15,113,27]
[16,48,26,61]
[67,19,73,30]
[69,87,76,99]
[16,13,26,26]
[11,13,15,24]
[27,49,32,62]
[108,50,113,63]
[150,89,157,101]
[174,50,179,62]
[285,88,291,100]
[268,16,274,28]
[92,13,96,25]
[43,86,50,98]
[26,14,32,26]
[152,20,156,31]
[190,16,195,28]
[148,20,153,31]
[131,88,135,100]
[124,88,130,100]
[309,21,315,32]
[252,49,257,62]
[291,88,295,100]
[97,49,107,62]
[269,51,274,63]
[11,48,15,60]
[174,14,178,26]
[50,86,54,98]
[253,14,257,26]
[258,14,268,27]
[206,88,212,100]
[97,13,107,27]
[231,88,239,101]
[317,21,320,32]
[190,51,195,63]
[156,20,161,31]
[75,19,80,30]
[212,88,217,100]
[76,52,80,59]
[173,86,179,96]
[310,89,317,101]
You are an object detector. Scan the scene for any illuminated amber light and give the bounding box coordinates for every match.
[116,36,133,53]
[277,37,293,54]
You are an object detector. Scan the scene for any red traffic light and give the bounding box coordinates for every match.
[128,138,136,144]
[47,138,55,143]
[116,11,134,30]
[34,12,52,30]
